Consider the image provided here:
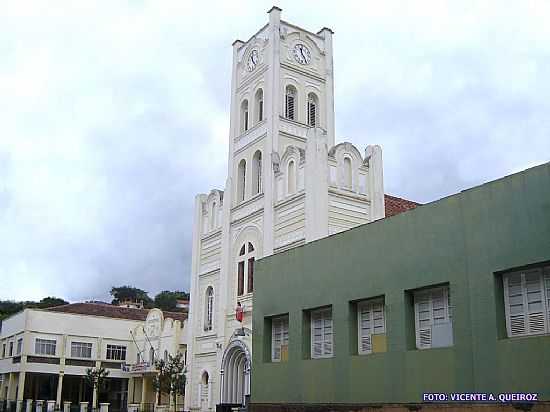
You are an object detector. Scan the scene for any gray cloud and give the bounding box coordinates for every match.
[1,1,549,301]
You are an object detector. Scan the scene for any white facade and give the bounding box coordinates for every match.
[185,7,385,410]
[0,306,187,411]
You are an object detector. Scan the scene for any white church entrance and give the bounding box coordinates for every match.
[220,340,251,407]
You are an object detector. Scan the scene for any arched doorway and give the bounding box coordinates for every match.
[220,340,251,406]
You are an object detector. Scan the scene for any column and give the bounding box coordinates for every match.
[55,373,63,409]
[140,378,147,408]
[92,387,97,411]
[15,372,25,412]
[7,373,14,401]
[305,127,329,242]
[366,145,385,220]
[127,377,134,405]
[63,402,71,412]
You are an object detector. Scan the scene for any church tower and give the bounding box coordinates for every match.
[185,7,384,410]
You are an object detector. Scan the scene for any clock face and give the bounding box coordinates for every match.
[293,44,311,65]
[247,49,259,72]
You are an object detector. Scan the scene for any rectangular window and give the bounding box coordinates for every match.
[247,257,254,293]
[16,338,22,355]
[237,261,244,296]
[35,338,56,356]
[71,342,93,359]
[9,342,14,356]
[311,307,333,359]
[503,266,550,337]
[106,344,126,361]
[414,286,453,349]
[358,298,386,355]
[2,343,5,358]
[271,315,289,362]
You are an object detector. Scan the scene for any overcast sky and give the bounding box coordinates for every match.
[1,1,549,303]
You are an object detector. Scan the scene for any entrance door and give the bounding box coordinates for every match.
[221,342,250,406]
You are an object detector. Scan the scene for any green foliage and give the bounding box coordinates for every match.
[0,297,68,320]
[110,285,153,308]
[153,291,189,312]
[152,352,187,407]
[84,366,109,390]
[85,367,109,409]
[36,297,69,308]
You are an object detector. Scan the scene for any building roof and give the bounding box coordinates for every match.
[384,194,420,217]
[46,302,187,322]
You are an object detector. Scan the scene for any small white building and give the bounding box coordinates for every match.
[0,303,188,412]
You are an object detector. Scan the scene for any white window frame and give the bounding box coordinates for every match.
[503,267,550,338]
[310,307,333,359]
[271,315,289,362]
[71,341,93,359]
[414,286,453,350]
[106,344,126,361]
[357,298,385,355]
[35,338,56,356]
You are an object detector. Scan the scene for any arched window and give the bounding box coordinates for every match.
[210,202,216,230]
[237,242,256,296]
[255,89,264,123]
[252,151,262,196]
[287,160,296,195]
[204,287,214,331]
[200,371,209,405]
[307,93,318,127]
[164,350,168,362]
[149,347,155,364]
[343,157,352,189]
[241,100,249,132]
[237,159,246,202]
[285,86,296,120]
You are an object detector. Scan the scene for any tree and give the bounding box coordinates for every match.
[152,352,186,410]
[36,297,68,308]
[85,367,109,409]
[110,286,153,308]
[153,291,189,312]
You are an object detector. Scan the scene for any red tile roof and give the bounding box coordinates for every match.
[384,194,420,217]
[46,302,187,322]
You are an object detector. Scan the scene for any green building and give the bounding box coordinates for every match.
[251,163,550,410]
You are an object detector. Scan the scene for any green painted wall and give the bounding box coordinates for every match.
[252,163,550,404]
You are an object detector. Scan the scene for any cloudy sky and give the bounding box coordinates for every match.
[1,1,549,303]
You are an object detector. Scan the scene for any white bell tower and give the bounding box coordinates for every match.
[185,7,384,411]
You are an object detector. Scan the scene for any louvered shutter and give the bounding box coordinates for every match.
[323,313,333,356]
[414,287,453,349]
[272,318,282,361]
[286,94,295,120]
[358,300,386,354]
[281,317,289,361]
[359,305,372,354]
[311,312,323,358]
[415,292,432,349]
[525,270,547,334]
[504,273,526,336]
